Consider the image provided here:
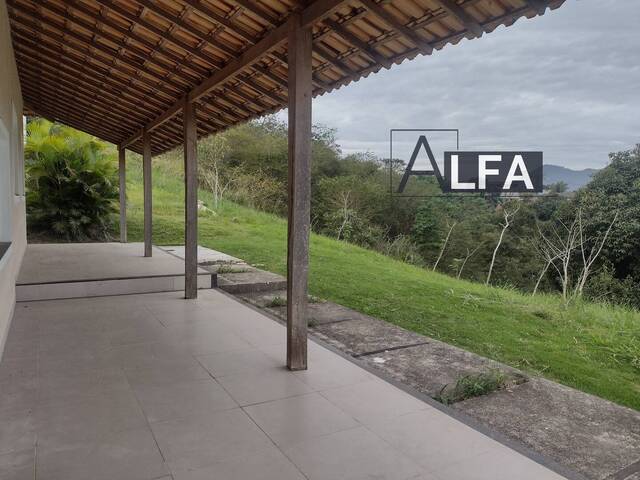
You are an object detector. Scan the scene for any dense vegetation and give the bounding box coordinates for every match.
[25,119,118,241]
[158,117,640,308]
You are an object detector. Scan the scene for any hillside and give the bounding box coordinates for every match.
[544,164,599,191]
[124,157,640,411]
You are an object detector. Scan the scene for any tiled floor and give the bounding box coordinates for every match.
[0,289,568,480]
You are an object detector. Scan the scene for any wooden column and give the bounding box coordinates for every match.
[286,13,313,371]
[118,148,127,243]
[184,101,198,299]
[143,129,152,257]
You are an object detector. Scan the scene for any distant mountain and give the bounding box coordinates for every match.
[543,164,599,191]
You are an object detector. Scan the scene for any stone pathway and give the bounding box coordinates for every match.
[163,245,640,480]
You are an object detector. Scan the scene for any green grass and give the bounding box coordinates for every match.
[124,157,640,411]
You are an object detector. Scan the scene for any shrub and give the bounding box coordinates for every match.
[25,119,118,241]
[435,371,508,405]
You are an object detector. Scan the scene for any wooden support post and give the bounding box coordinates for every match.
[286,13,312,371]
[143,129,152,257]
[118,148,127,243]
[184,101,198,299]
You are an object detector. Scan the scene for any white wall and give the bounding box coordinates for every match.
[0,0,26,358]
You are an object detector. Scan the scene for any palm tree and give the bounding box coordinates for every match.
[25,118,118,241]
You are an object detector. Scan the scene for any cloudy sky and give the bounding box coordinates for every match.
[306,0,640,170]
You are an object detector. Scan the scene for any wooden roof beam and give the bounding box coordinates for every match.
[120,14,287,148]
[93,0,224,70]
[231,0,279,26]
[12,34,170,115]
[322,17,392,69]
[8,9,185,100]
[67,0,209,79]
[436,0,484,38]
[24,100,123,144]
[120,0,352,149]
[358,0,433,55]
[29,0,202,96]
[180,0,260,44]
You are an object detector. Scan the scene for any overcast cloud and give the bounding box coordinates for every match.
[306,0,639,169]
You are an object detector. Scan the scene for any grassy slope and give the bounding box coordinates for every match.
[124,157,640,411]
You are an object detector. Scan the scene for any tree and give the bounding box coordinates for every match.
[486,201,520,285]
[574,208,618,298]
[198,133,230,209]
[455,245,481,279]
[575,145,640,304]
[25,118,118,241]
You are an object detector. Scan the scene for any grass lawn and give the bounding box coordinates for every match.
[124,156,640,411]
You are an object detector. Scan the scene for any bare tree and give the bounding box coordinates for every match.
[574,209,618,298]
[456,245,481,279]
[536,216,581,301]
[486,202,520,286]
[335,190,352,241]
[197,135,230,210]
[530,233,560,296]
[433,219,457,271]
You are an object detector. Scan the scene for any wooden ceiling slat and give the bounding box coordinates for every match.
[231,0,279,27]
[358,0,433,55]
[9,4,190,95]
[64,0,210,79]
[21,89,130,137]
[323,17,391,69]
[180,0,260,44]
[12,32,171,115]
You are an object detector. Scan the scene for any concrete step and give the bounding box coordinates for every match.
[158,245,287,294]
[16,272,215,301]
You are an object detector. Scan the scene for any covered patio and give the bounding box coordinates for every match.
[6,0,566,369]
[1,244,568,479]
[0,0,575,478]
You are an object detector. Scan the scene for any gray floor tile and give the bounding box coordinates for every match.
[36,427,168,480]
[107,316,169,346]
[151,409,274,472]
[36,387,147,451]
[435,444,566,480]
[367,409,498,473]
[0,339,37,361]
[0,410,35,456]
[244,392,359,449]
[124,359,211,387]
[0,448,34,480]
[196,348,281,378]
[0,357,37,384]
[161,328,253,356]
[133,379,237,423]
[320,379,427,425]
[37,349,120,378]
[0,378,37,414]
[38,367,129,406]
[111,342,194,370]
[216,367,313,406]
[171,445,305,480]
[292,354,373,390]
[284,426,423,480]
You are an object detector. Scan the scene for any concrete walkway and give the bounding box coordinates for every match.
[1,288,567,480]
